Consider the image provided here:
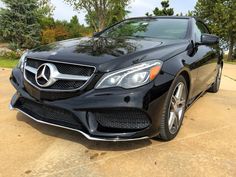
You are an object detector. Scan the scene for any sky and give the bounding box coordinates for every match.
[1,0,197,25]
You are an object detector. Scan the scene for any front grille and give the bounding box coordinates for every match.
[93,109,151,130]
[24,58,95,91]
[16,98,84,130]
[25,70,86,90]
[27,59,94,76]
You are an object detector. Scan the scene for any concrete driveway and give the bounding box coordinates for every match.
[0,64,236,177]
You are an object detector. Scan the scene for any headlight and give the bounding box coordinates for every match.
[17,51,28,72]
[96,60,162,89]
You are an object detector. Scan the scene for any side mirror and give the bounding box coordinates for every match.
[200,33,219,45]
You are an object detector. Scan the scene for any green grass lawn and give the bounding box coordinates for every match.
[0,57,18,68]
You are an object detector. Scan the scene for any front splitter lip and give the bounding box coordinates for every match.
[9,104,150,142]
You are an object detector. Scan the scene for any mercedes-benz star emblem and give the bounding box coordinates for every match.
[35,63,57,87]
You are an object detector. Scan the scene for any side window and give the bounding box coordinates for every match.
[194,21,209,42]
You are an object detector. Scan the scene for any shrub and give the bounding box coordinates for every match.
[8,42,20,51]
[41,26,70,45]
[0,49,24,59]
[54,25,69,41]
[41,29,56,44]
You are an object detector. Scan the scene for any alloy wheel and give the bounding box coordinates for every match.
[168,82,187,134]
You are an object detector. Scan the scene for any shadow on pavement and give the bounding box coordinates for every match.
[16,112,153,151]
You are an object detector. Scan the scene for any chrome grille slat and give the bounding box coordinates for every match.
[25,66,37,74]
[24,58,96,92]
[54,73,90,81]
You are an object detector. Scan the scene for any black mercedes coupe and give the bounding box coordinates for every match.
[10,16,223,141]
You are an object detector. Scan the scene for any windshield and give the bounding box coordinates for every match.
[100,18,189,39]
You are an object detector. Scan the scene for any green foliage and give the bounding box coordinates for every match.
[39,16,55,29]
[176,11,193,17]
[186,10,194,16]
[40,15,92,45]
[8,42,20,51]
[68,15,82,38]
[106,1,130,26]
[176,12,183,16]
[146,0,174,16]
[37,0,55,17]
[64,0,130,32]
[37,0,55,29]
[194,0,236,60]
[0,0,41,49]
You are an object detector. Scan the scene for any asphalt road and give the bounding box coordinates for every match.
[0,64,236,177]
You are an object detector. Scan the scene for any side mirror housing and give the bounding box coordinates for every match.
[200,33,219,45]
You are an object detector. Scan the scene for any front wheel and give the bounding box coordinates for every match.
[158,75,188,141]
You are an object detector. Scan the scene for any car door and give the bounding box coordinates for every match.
[192,20,218,95]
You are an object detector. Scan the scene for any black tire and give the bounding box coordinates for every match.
[208,66,222,93]
[158,75,188,141]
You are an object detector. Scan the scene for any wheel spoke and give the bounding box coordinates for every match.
[172,95,177,103]
[168,111,177,130]
[176,107,183,120]
[174,112,179,129]
[171,96,177,107]
[175,83,184,100]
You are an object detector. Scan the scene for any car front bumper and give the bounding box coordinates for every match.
[10,68,174,141]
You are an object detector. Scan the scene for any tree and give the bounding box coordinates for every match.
[176,11,194,17]
[64,0,131,32]
[0,0,41,49]
[38,0,55,17]
[194,0,236,60]
[186,10,194,17]
[176,12,183,16]
[38,0,55,29]
[68,15,82,38]
[70,15,79,26]
[106,1,130,26]
[39,16,55,29]
[146,0,174,16]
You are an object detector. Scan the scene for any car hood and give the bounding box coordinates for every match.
[28,37,190,72]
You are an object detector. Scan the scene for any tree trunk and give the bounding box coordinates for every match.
[228,36,234,61]
[98,16,106,31]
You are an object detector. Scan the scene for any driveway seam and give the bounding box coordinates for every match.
[224,75,236,82]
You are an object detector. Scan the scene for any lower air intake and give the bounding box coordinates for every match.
[93,109,150,130]
[16,98,84,130]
